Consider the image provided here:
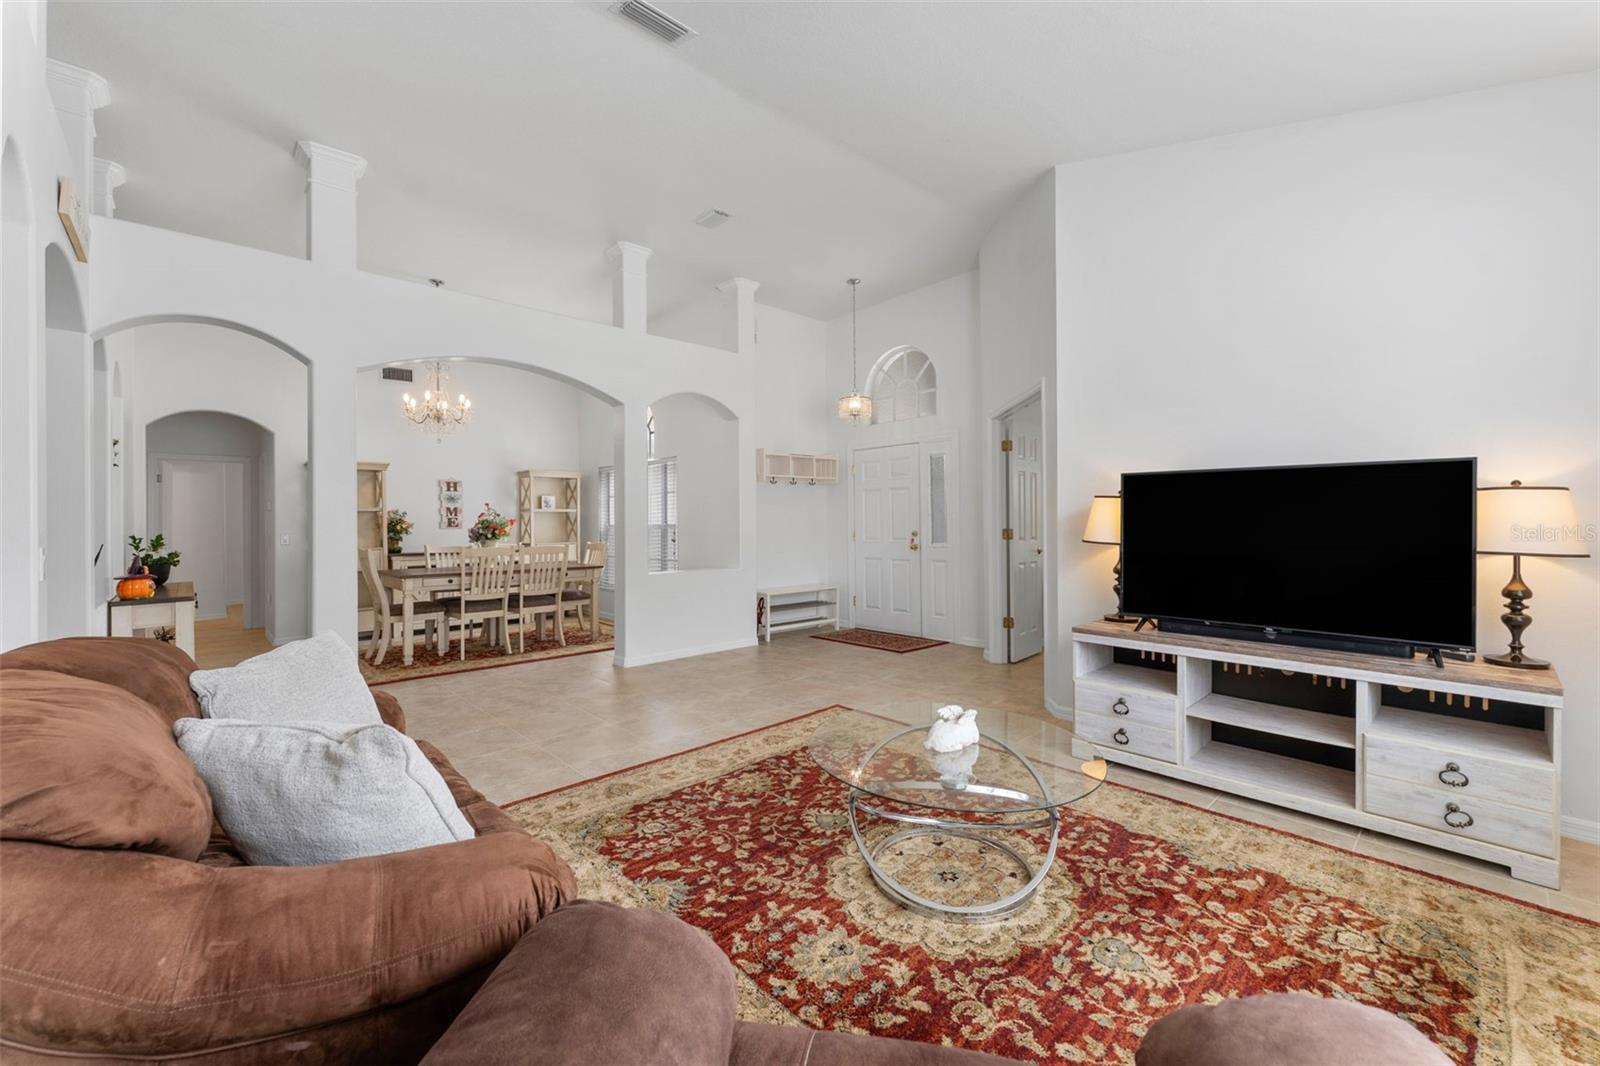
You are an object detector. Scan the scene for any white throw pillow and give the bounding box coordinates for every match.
[173,718,475,866]
[189,631,380,726]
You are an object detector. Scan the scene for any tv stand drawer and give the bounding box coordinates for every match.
[1074,682,1176,730]
[1076,711,1176,763]
[1364,735,1553,812]
[1364,775,1555,856]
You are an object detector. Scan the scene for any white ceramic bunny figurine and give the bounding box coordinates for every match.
[924,704,979,753]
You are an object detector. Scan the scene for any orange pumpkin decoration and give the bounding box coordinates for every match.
[117,568,156,601]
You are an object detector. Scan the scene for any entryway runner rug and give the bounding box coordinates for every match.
[361,621,612,685]
[812,628,949,654]
[506,707,1600,1066]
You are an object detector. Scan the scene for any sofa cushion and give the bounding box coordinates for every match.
[1136,993,1452,1066]
[189,630,380,726]
[0,636,202,725]
[173,718,475,866]
[0,669,214,860]
[421,900,736,1066]
[731,1022,1019,1065]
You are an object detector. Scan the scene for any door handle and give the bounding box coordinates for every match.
[909,530,919,551]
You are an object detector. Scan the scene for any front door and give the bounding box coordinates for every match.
[1005,398,1044,661]
[854,443,921,635]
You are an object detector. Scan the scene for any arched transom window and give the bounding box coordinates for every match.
[868,348,936,424]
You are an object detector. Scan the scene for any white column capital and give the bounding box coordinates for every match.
[604,241,653,272]
[293,141,369,192]
[715,276,760,298]
[92,159,127,218]
[45,60,110,117]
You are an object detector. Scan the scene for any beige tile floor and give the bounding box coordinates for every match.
[386,633,1600,918]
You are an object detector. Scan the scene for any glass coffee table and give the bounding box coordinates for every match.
[809,702,1106,922]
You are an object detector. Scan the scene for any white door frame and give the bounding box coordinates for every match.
[985,382,1048,665]
[147,450,259,627]
[846,429,960,638]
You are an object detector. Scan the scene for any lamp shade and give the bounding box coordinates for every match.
[1082,494,1121,545]
[1477,483,1589,557]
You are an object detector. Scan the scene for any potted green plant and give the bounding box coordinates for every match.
[128,534,182,587]
[386,509,414,554]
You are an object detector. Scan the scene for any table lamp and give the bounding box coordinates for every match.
[1082,494,1134,623]
[1476,480,1588,669]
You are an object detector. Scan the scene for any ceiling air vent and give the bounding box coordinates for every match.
[381,367,414,383]
[616,0,697,44]
[694,208,732,229]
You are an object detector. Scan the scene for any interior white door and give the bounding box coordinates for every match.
[158,459,229,620]
[1005,399,1044,661]
[854,443,921,635]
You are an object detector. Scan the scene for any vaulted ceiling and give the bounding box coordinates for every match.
[49,1,1597,323]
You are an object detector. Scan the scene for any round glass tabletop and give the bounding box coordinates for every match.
[808,701,1107,815]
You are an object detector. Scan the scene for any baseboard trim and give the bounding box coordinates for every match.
[1044,695,1073,720]
[1562,815,1600,844]
[952,637,984,648]
[270,630,307,646]
[616,635,757,668]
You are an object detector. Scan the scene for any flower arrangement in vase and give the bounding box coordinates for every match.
[467,503,515,545]
[385,509,414,554]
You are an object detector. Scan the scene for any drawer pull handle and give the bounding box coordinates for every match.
[1438,763,1469,788]
[1113,728,1130,746]
[1112,698,1131,716]
[1443,803,1474,830]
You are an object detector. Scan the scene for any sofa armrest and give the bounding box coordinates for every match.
[372,686,407,733]
[0,830,576,1058]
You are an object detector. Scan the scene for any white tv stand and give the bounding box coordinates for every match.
[1070,620,1565,887]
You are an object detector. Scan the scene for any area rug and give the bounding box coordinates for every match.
[360,621,612,684]
[812,628,948,654]
[506,707,1600,1066]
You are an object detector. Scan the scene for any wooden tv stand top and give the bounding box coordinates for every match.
[1071,620,1563,703]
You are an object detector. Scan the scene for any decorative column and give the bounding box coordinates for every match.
[292,141,368,271]
[44,61,109,211]
[92,159,126,217]
[604,241,652,333]
[716,277,760,354]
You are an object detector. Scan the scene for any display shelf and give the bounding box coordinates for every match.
[1075,661,1177,698]
[1186,742,1355,808]
[1186,693,1355,749]
[1369,705,1551,765]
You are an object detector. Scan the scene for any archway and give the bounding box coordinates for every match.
[1,137,39,648]
[644,391,739,572]
[355,356,622,669]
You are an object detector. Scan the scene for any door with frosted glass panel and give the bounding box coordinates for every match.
[1005,398,1044,661]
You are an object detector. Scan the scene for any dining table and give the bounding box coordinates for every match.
[378,562,604,665]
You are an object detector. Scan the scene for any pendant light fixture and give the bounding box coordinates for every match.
[837,278,873,424]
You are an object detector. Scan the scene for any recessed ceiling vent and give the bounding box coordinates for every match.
[694,208,732,229]
[616,0,697,44]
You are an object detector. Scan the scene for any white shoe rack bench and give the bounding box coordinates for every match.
[757,584,841,642]
[1070,620,1566,887]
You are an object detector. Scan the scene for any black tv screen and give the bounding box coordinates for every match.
[1120,458,1476,652]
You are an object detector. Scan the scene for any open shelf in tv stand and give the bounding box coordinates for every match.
[1070,620,1566,888]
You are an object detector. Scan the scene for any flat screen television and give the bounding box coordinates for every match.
[1120,458,1476,656]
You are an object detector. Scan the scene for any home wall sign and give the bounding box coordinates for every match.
[439,479,464,528]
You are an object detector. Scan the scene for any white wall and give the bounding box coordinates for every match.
[825,272,986,645]
[121,323,311,642]
[355,361,585,550]
[1052,72,1600,832]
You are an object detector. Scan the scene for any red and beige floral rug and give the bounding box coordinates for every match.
[812,628,949,654]
[361,621,612,685]
[506,707,1600,1066]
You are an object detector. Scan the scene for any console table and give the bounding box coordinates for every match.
[1070,620,1565,887]
[106,581,197,659]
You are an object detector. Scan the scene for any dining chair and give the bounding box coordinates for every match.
[561,541,605,632]
[360,547,444,665]
[516,549,569,651]
[437,546,514,660]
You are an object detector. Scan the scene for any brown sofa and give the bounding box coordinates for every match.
[423,900,1017,1066]
[0,637,577,1064]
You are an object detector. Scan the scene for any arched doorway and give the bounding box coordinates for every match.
[1,137,39,648]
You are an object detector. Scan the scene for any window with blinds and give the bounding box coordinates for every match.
[598,466,617,587]
[647,457,678,573]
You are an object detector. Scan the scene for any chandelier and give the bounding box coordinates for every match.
[837,278,873,423]
[402,361,472,438]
